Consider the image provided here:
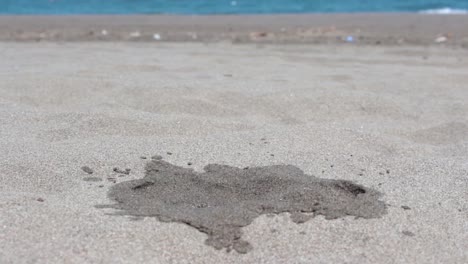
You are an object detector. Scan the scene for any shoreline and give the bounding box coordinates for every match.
[1,13,468,46]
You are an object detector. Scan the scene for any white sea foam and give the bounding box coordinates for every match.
[419,7,468,14]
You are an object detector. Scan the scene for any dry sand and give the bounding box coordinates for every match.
[0,25,467,263]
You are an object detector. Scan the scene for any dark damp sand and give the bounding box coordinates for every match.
[99,159,386,253]
[1,14,468,46]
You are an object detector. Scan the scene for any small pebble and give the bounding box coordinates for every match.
[401,205,411,210]
[37,198,44,202]
[81,166,94,174]
[140,156,147,159]
[166,152,172,155]
[187,162,193,166]
[152,155,163,160]
[386,169,390,174]
[113,167,131,175]
[402,231,415,237]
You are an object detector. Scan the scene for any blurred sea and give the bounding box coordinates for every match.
[1,0,467,14]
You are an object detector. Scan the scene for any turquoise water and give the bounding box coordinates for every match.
[1,0,468,14]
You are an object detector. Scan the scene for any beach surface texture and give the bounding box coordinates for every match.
[0,14,467,264]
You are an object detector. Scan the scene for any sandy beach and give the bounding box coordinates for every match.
[1,14,468,46]
[0,14,467,264]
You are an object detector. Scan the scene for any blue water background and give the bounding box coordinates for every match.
[1,0,468,14]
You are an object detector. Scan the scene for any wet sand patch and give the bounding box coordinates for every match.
[98,159,386,254]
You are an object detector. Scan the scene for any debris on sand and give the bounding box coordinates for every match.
[113,167,131,175]
[129,31,141,38]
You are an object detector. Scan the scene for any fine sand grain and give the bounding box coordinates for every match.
[0,42,467,263]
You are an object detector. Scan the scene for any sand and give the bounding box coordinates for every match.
[1,14,468,46]
[0,16,467,263]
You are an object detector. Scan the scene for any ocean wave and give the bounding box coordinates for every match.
[419,7,468,14]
